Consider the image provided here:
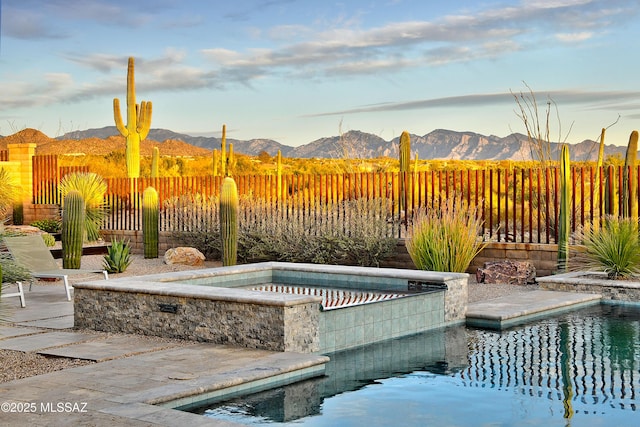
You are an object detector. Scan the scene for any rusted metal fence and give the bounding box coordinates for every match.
[31,163,638,243]
[31,155,89,204]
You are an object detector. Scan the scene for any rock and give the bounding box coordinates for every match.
[476,260,536,286]
[164,247,205,266]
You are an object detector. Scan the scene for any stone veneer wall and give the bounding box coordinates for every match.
[74,288,320,353]
[537,272,640,302]
[381,240,560,278]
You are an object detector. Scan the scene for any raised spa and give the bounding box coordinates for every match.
[73,262,468,353]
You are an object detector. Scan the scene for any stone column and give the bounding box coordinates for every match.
[7,143,36,223]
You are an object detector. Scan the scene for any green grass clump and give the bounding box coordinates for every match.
[574,217,640,280]
[406,198,486,273]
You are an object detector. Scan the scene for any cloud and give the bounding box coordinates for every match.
[555,31,594,42]
[200,0,636,83]
[305,89,640,117]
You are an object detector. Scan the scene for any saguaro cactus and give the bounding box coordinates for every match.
[276,149,283,200]
[220,124,227,177]
[557,144,571,272]
[220,176,238,266]
[142,186,159,259]
[113,57,153,178]
[399,131,411,212]
[151,147,159,178]
[212,149,220,177]
[622,130,638,219]
[62,190,86,269]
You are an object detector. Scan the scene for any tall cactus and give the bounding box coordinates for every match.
[399,130,411,212]
[622,130,638,219]
[212,149,220,176]
[113,57,153,178]
[142,186,159,259]
[557,144,571,272]
[276,149,283,200]
[228,143,236,176]
[220,124,227,177]
[220,176,238,266]
[151,147,159,178]
[62,190,86,269]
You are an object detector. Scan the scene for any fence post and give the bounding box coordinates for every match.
[7,143,36,223]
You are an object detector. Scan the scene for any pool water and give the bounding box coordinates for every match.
[185,304,640,426]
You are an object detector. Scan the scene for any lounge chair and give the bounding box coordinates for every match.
[1,282,25,307]
[2,235,108,301]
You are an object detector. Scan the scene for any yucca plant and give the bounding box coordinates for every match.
[0,168,21,222]
[573,216,640,280]
[103,238,132,273]
[59,172,108,242]
[406,197,486,273]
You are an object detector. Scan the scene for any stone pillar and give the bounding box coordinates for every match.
[7,143,36,223]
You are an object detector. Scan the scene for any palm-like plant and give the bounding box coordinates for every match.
[58,172,108,241]
[573,216,640,279]
[406,197,486,273]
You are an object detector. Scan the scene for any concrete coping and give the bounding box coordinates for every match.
[537,271,640,290]
[73,262,467,307]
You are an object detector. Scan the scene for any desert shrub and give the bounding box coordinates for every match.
[30,219,61,234]
[168,195,397,267]
[406,197,486,273]
[40,233,56,247]
[0,253,33,283]
[573,217,640,279]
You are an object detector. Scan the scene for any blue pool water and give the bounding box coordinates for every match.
[186,304,640,426]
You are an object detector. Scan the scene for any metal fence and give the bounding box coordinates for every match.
[31,163,638,243]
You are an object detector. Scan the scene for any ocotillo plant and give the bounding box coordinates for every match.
[113,57,153,178]
[62,190,86,269]
[151,147,159,178]
[622,130,638,219]
[220,176,238,266]
[142,186,159,259]
[399,131,411,212]
[592,128,606,229]
[557,144,571,272]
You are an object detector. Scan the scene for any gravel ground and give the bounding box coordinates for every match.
[0,254,538,383]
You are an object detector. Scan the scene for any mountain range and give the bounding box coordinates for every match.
[0,126,631,161]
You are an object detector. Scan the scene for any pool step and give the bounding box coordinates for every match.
[466,290,602,329]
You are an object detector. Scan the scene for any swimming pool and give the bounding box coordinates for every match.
[183,304,640,426]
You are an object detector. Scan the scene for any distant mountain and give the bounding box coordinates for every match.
[0,126,630,161]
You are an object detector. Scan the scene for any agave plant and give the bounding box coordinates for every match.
[59,172,108,242]
[102,238,132,273]
[573,216,640,280]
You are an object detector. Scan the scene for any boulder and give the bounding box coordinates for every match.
[164,247,205,266]
[476,260,536,286]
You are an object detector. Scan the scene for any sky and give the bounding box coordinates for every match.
[1,0,640,148]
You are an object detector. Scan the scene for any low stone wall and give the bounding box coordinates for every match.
[537,272,640,302]
[74,282,321,353]
[73,263,468,353]
[101,231,560,279]
[381,240,560,278]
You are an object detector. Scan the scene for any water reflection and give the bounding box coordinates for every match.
[191,304,640,425]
